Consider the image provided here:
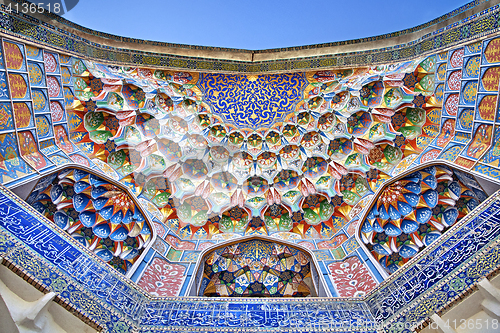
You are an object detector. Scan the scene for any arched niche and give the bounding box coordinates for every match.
[188,235,330,297]
[12,165,155,277]
[358,162,497,276]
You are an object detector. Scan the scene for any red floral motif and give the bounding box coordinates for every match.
[447,70,462,90]
[138,258,186,296]
[197,242,217,251]
[449,48,464,68]
[478,95,497,121]
[54,125,74,154]
[346,219,361,237]
[50,101,64,122]
[481,67,500,91]
[165,235,196,250]
[18,131,46,170]
[328,256,377,297]
[444,94,459,116]
[138,68,153,78]
[436,119,456,147]
[47,76,61,97]
[368,146,384,163]
[152,221,166,239]
[421,149,441,163]
[44,53,58,73]
[70,154,89,167]
[13,103,31,128]
[317,234,348,249]
[297,241,315,250]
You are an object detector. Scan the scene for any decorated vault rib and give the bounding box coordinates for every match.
[65,56,439,242]
[26,168,151,274]
[199,239,317,297]
[360,165,488,274]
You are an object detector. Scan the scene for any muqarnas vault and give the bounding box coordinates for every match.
[0,0,500,332]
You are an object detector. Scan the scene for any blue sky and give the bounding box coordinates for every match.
[61,0,472,50]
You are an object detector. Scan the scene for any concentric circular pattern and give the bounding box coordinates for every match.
[67,56,438,241]
[27,169,151,274]
[360,165,486,274]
